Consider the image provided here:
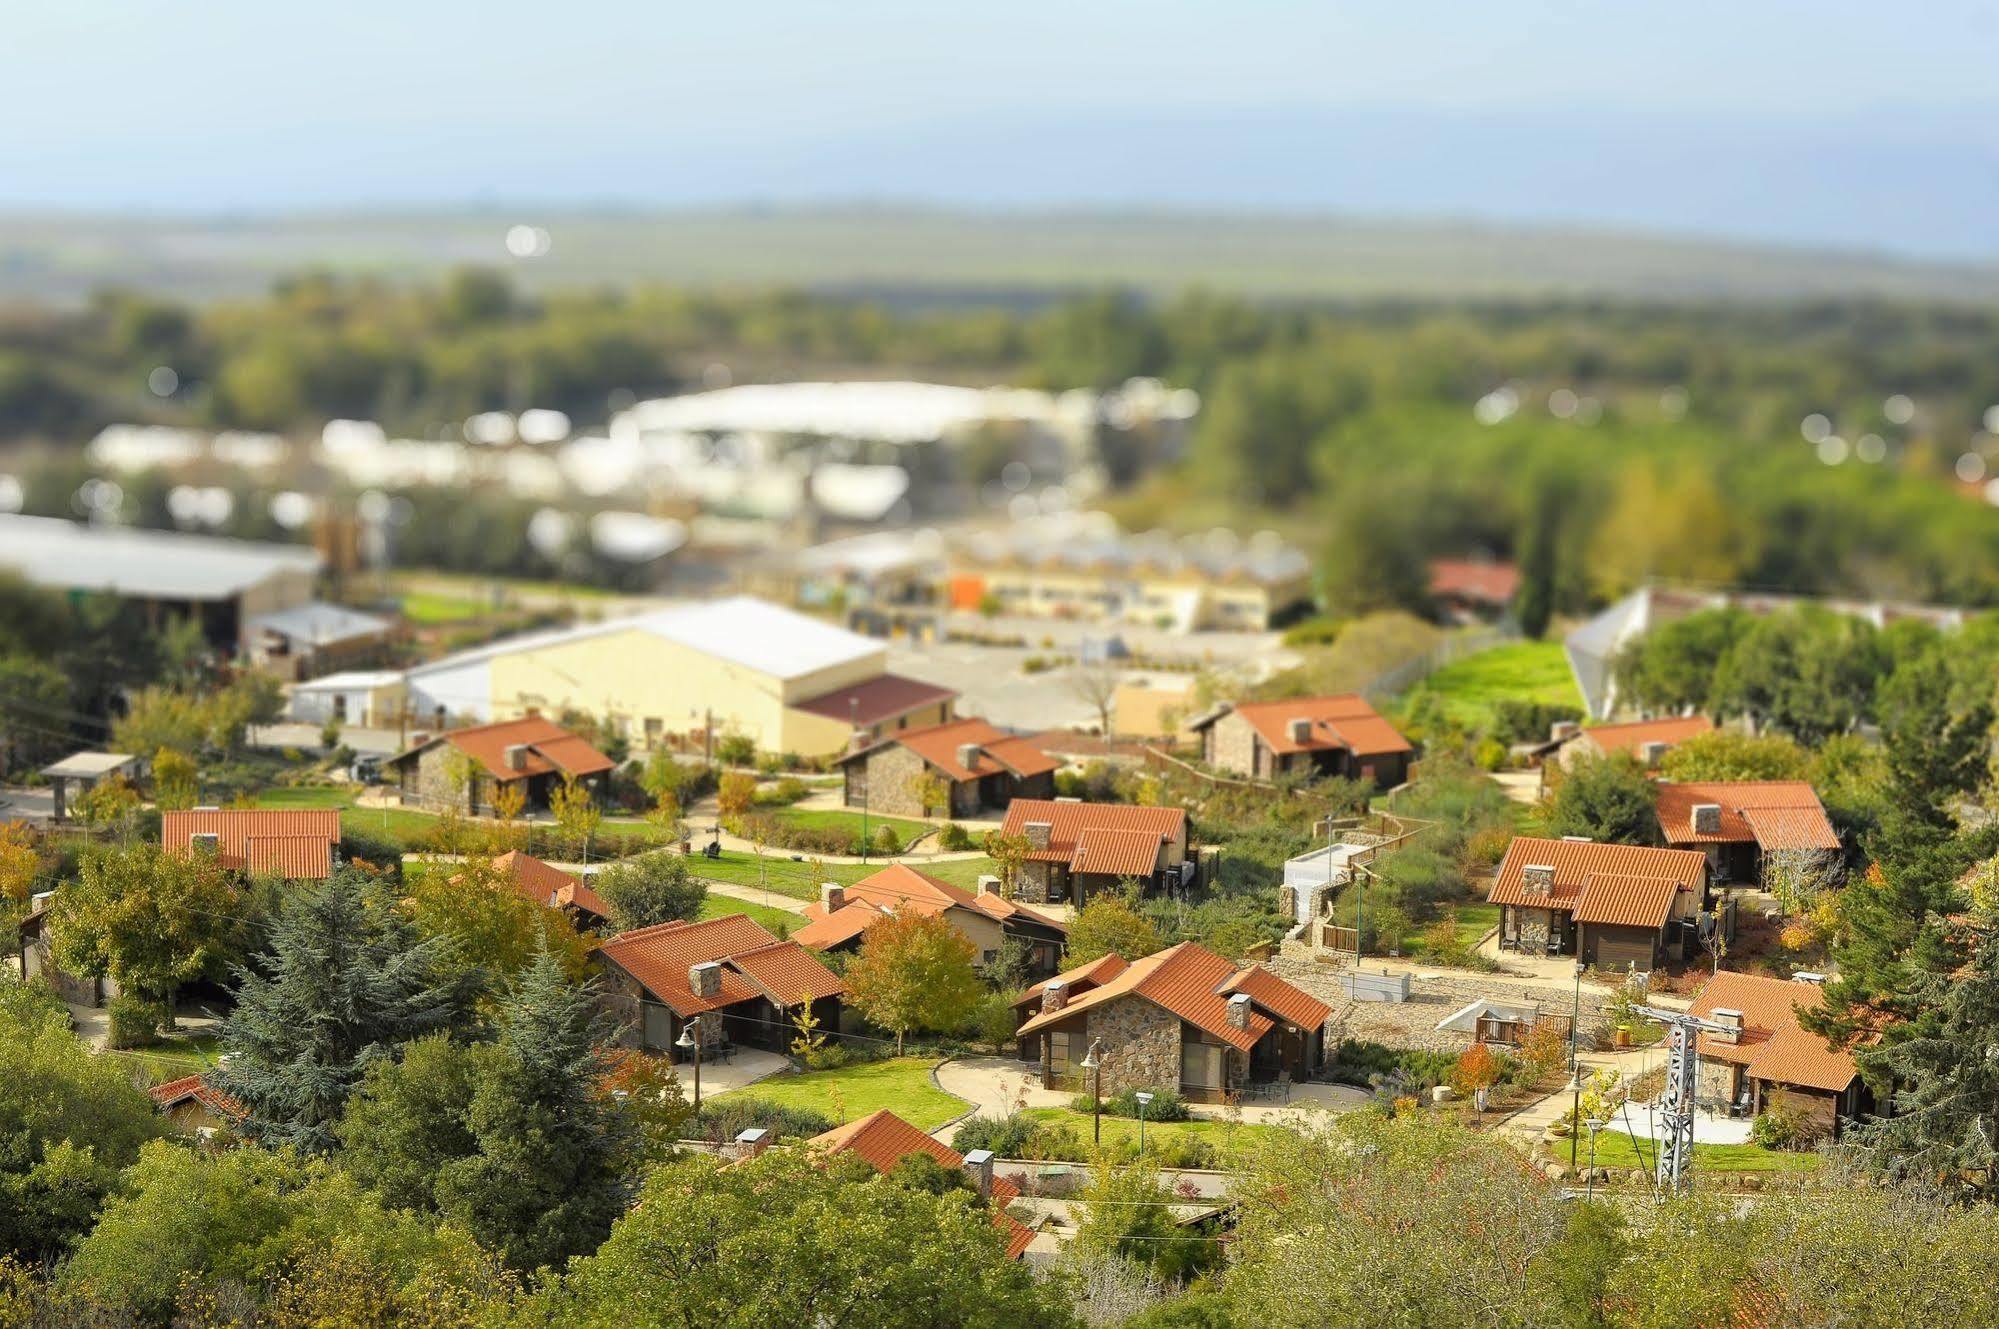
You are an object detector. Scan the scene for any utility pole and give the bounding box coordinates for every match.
[1632,1004,1736,1194]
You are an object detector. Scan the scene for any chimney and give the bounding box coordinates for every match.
[1023,821,1052,850]
[690,961,723,998]
[1041,979,1068,1013]
[977,874,1002,896]
[1691,803,1722,836]
[504,743,530,772]
[1550,720,1581,743]
[1226,992,1253,1031]
[189,832,221,856]
[957,742,982,771]
[1288,717,1313,744]
[1710,1008,1744,1044]
[820,883,846,913]
[1640,741,1669,767]
[961,1147,995,1198]
[1521,864,1555,896]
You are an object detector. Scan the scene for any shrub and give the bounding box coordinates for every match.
[937,821,974,851]
[801,1043,854,1072]
[716,732,756,766]
[1330,1040,1457,1092]
[106,993,173,1049]
[951,1112,1038,1158]
[970,992,1019,1052]
[873,824,902,855]
[1074,1087,1192,1123]
[690,1097,836,1144]
[1750,1089,1828,1152]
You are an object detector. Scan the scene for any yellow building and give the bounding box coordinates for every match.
[404,596,955,758]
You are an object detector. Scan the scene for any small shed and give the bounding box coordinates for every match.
[287,670,407,729]
[40,751,143,823]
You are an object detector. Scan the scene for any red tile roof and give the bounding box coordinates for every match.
[792,864,1065,951]
[808,1109,1033,1259]
[1655,782,1839,852]
[493,850,610,921]
[1572,715,1712,758]
[1013,952,1131,1009]
[1570,873,1682,930]
[1070,827,1171,878]
[1489,837,1708,916]
[595,914,843,1017]
[1427,559,1520,604]
[1015,941,1287,1054]
[1688,971,1856,1093]
[148,1073,244,1120]
[793,673,960,727]
[1219,965,1334,1032]
[398,716,615,784]
[163,809,341,879]
[843,717,1059,783]
[999,799,1186,876]
[1202,695,1412,759]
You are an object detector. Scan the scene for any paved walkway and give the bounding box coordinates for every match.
[687,1047,792,1096]
[930,1055,1371,1141]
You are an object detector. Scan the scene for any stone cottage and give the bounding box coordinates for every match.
[1489,836,1712,972]
[837,717,1058,819]
[385,715,614,816]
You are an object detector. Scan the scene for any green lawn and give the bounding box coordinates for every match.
[1563,1132,1821,1175]
[696,896,804,936]
[716,1057,971,1132]
[771,806,933,845]
[1401,901,1501,959]
[1400,640,1581,733]
[250,786,354,809]
[400,591,488,625]
[1022,1107,1286,1155]
[688,849,1002,901]
[120,1033,222,1086]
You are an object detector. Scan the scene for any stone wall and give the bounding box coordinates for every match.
[1091,997,1183,1096]
[1696,1054,1741,1107]
[852,743,937,819]
[1516,906,1555,954]
[1202,711,1264,778]
[1017,859,1065,906]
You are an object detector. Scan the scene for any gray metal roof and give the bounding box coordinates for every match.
[246,600,392,646]
[0,516,321,602]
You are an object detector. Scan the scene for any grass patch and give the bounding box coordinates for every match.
[688,850,1002,901]
[771,806,932,844]
[1567,1132,1822,1175]
[250,786,355,809]
[1401,640,1581,733]
[1401,902,1501,960]
[400,591,488,625]
[716,1057,970,1133]
[695,896,804,936]
[120,1033,223,1086]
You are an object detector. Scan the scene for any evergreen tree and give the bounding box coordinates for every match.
[1546,753,1662,846]
[433,943,633,1272]
[1513,476,1559,639]
[1848,924,1999,1200]
[214,870,473,1153]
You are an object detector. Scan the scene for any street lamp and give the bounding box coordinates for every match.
[676,1022,705,1112]
[1570,959,1586,1076]
[1080,1041,1105,1145]
[1134,1091,1155,1155]
[1582,1118,1605,1201]
[1567,1070,1584,1170]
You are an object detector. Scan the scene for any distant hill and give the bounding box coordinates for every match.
[5,207,1998,307]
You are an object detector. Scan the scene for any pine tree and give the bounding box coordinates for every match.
[214,869,473,1153]
[1849,924,1999,1199]
[434,942,633,1271]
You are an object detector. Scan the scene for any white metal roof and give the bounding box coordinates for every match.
[246,600,392,646]
[291,669,405,692]
[408,595,880,686]
[41,751,138,778]
[0,515,321,602]
[619,381,1074,444]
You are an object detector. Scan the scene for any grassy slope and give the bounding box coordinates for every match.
[1570,1132,1821,1174]
[689,849,1000,900]
[717,1057,971,1132]
[1020,1106,1286,1154]
[1400,640,1581,733]
[695,895,802,936]
[771,806,932,842]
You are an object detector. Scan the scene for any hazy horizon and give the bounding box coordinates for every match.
[7,2,1996,262]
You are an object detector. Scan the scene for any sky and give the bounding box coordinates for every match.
[5,1,1995,257]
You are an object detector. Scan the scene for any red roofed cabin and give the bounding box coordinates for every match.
[163,808,342,880]
[1654,782,1841,886]
[836,717,1057,819]
[1427,558,1520,624]
[594,914,846,1058]
[1490,836,1712,972]
[1688,971,1869,1136]
[386,716,614,816]
[1014,942,1332,1103]
[998,798,1190,907]
[491,850,612,930]
[1190,696,1412,789]
[794,863,1069,977]
[1555,715,1713,771]
[808,1110,1035,1260]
